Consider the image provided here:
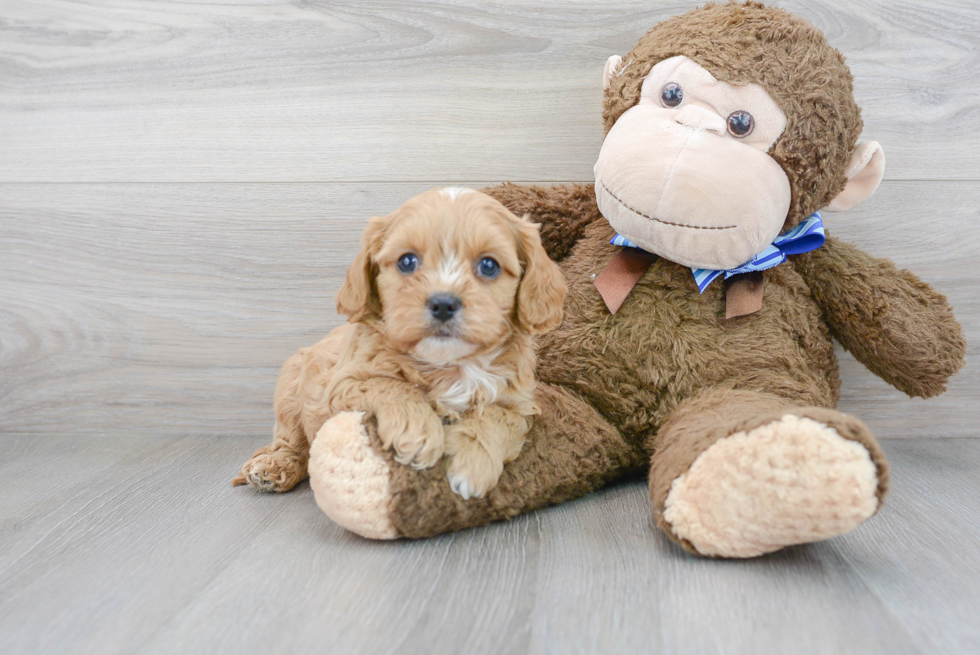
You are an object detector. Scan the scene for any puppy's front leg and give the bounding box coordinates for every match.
[445,405,530,500]
[330,376,445,469]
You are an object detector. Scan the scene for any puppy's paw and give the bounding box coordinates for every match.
[376,401,445,469]
[447,471,479,501]
[446,441,502,500]
[233,449,306,493]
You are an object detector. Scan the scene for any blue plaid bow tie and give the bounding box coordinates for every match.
[611,212,826,293]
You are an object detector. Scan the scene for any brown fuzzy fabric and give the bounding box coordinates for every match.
[603,1,862,229]
[534,218,842,444]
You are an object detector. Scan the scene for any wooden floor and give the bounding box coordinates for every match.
[0,435,977,654]
[2,1,979,653]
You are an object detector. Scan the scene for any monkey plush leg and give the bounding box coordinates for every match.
[649,389,889,558]
[309,383,646,539]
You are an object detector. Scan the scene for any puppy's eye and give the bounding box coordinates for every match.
[477,257,500,279]
[396,253,419,274]
[727,111,755,138]
[661,83,683,108]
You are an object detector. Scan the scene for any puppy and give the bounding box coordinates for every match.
[233,187,566,499]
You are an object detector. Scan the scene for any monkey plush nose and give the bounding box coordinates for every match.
[673,105,726,135]
[427,294,462,322]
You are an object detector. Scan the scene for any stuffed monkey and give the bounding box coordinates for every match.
[287,2,964,557]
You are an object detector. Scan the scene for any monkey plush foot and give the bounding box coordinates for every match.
[308,412,399,539]
[661,413,884,558]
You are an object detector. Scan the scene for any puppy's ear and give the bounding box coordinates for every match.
[514,214,567,334]
[336,215,386,322]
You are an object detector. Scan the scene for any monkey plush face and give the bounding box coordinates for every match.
[595,2,886,272]
[595,56,792,270]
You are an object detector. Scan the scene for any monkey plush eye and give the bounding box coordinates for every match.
[396,253,419,274]
[477,257,501,279]
[661,83,684,108]
[727,111,755,137]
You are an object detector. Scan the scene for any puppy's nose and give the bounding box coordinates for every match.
[427,294,462,323]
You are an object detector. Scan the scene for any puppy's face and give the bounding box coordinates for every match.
[337,188,566,365]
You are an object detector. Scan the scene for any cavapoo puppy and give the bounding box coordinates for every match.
[233,187,567,499]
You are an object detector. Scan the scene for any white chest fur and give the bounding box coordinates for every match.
[432,359,505,414]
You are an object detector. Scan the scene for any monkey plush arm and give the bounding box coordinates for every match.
[794,237,966,398]
[483,183,602,261]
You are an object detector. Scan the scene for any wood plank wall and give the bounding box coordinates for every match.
[1,1,977,438]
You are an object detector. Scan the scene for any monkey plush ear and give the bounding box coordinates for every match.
[603,55,624,90]
[336,215,386,322]
[824,142,886,212]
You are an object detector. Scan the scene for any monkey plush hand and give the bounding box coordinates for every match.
[308,2,966,557]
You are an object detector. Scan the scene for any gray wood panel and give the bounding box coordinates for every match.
[1,0,978,183]
[1,180,976,438]
[0,434,977,654]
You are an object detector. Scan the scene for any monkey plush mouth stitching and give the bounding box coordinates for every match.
[598,181,736,231]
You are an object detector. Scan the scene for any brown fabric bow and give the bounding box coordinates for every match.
[593,249,659,315]
[594,250,764,318]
